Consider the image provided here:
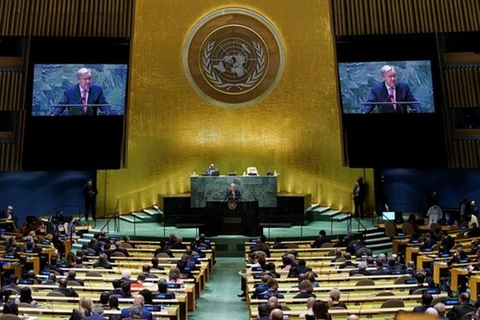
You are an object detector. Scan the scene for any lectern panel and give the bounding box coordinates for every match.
[190,176,277,208]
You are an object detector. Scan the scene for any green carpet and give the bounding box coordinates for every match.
[189,257,248,320]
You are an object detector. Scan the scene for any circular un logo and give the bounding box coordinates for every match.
[183,8,285,109]
[228,201,237,210]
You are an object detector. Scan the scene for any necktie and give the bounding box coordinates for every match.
[232,191,235,199]
[389,87,396,111]
[82,89,87,114]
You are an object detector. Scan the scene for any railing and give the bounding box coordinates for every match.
[99,211,120,233]
[351,214,368,241]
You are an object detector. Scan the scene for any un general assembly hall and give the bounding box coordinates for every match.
[1,1,480,319]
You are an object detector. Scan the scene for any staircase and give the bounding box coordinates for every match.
[119,206,163,224]
[362,227,393,252]
[71,228,102,253]
[312,206,351,222]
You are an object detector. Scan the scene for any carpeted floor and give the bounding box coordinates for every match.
[188,257,248,320]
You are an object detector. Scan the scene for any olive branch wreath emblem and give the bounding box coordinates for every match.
[202,41,266,91]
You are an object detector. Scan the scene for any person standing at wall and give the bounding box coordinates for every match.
[352,177,366,218]
[82,178,98,222]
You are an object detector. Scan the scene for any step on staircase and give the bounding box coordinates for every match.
[312,206,338,221]
[313,206,353,223]
[71,228,102,253]
[119,206,163,224]
[362,226,392,252]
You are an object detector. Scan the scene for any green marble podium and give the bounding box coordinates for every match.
[190,175,277,208]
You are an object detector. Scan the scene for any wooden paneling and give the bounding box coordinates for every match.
[444,66,480,108]
[0,70,23,111]
[0,0,29,36]
[332,0,480,36]
[1,0,133,37]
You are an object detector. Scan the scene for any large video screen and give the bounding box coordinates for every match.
[23,37,129,170]
[338,60,434,114]
[336,34,446,168]
[32,64,127,116]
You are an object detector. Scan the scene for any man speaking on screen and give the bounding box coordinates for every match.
[362,65,421,114]
[52,68,110,116]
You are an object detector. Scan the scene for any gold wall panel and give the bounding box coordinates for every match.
[97,0,373,216]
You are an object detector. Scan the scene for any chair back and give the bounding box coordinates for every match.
[393,275,412,285]
[384,220,396,238]
[380,299,405,308]
[461,311,474,320]
[156,252,170,258]
[86,271,103,278]
[47,291,66,297]
[111,251,126,257]
[246,167,259,176]
[376,291,395,297]
[401,223,414,236]
[355,279,375,286]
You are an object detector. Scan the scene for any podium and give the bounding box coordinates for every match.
[203,200,261,236]
[51,104,111,116]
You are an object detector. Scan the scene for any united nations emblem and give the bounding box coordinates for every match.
[228,201,237,210]
[183,8,285,109]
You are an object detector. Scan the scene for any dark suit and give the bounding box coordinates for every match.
[154,248,174,257]
[225,189,242,200]
[82,315,105,320]
[53,84,109,116]
[93,262,113,269]
[293,292,316,299]
[447,303,476,320]
[362,82,421,114]
[412,305,430,313]
[442,235,455,252]
[339,261,357,269]
[349,269,369,276]
[82,183,98,221]
[54,287,78,297]
[120,307,153,320]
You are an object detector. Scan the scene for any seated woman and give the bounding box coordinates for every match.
[15,287,39,307]
[305,301,331,320]
[3,301,18,315]
[108,296,121,320]
[293,280,316,299]
[167,267,185,286]
[69,296,93,320]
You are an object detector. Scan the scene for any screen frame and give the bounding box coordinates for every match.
[337,59,436,115]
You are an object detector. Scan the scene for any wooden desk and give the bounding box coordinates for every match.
[26,283,196,312]
[249,306,453,320]
[18,305,180,320]
[22,294,188,320]
[392,238,410,255]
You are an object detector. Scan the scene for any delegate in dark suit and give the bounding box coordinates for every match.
[225,189,242,200]
[362,82,421,114]
[53,84,109,116]
[120,307,153,320]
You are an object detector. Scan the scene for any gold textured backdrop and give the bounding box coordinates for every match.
[97,0,373,216]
